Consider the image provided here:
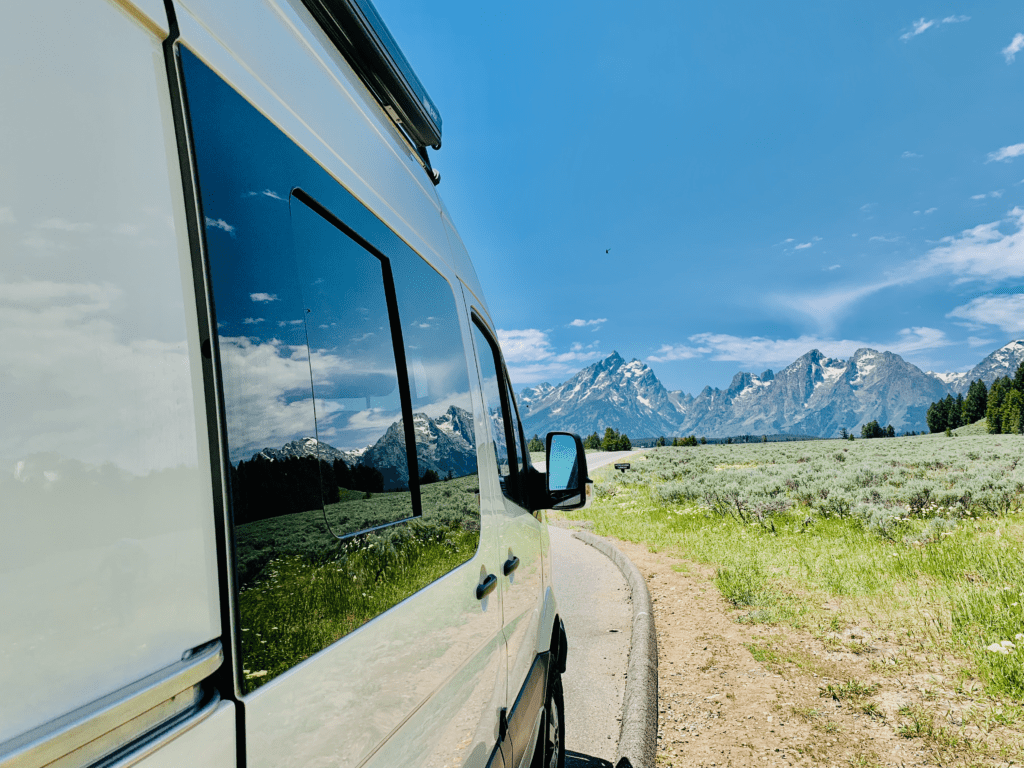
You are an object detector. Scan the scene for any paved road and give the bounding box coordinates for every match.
[549,525,632,768]
[534,448,646,475]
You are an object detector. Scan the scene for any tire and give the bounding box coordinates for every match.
[533,671,565,768]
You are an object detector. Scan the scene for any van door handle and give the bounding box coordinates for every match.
[476,573,497,600]
[502,556,520,576]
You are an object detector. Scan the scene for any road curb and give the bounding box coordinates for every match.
[572,530,658,768]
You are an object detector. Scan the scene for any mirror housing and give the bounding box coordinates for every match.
[539,431,592,511]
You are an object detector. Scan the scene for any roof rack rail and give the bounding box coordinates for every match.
[301,0,443,151]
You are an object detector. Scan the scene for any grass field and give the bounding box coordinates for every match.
[558,434,1024,702]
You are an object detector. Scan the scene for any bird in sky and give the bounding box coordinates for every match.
[605,248,610,253]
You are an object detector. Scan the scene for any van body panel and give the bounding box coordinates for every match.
[109,0,171,37]
[129,701,236,768]
[0,0,220,744]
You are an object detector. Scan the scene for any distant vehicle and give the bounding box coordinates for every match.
[0,2,590,767]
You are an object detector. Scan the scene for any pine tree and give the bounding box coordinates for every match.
[987,377,1010,433]
[963,379,988,424]
[839,427,848,439]
[926,398,947,433]
[885,424,895,438]
[1003,390,1024,435]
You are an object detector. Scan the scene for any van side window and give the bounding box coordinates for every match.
[181,48,481,694]
[471,321,520,501]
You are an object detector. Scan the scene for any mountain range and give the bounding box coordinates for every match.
[518,340,1024,440]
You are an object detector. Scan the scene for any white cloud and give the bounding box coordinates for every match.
[968,335,996,347]
[901,18,935,40]
[901,15,968,40]
[497,328,603,384]
[250,292,279,303]
[971,194,987,200]
[992,190,1004,198]
[986,143,1024,163]
[243,317,265,324]
[794,242,813,250]
[826,264,841,271]
[1003,33,1024,64]
[947,294,1024,333]
[972,191,1005,200]
[902,151,923,159]
[915,207,1024,283]
[925,207,938,214]
[204,216,236,236]
[646,344,711,363]
[569,318,607,328]
[870,235,900,242]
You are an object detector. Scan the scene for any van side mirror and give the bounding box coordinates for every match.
[543,432,591,510]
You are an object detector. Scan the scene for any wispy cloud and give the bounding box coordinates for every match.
[825,264,841,271]
[655,327,950,369]
[986,143,1024,163]
[947,294,1024,333]
[794,242,813,250]
[205,216,236,237]
[647,343,712,363]
[869,235,900,243]
[926,207,938,214]
[901,18,936,40]
[901,151,923,159]
[245,189,285,200]
[971,190,1004,200]
[901,15,969,41]
[250,293,280,303]
[1003,33,1024,63]
[569,318,607,328]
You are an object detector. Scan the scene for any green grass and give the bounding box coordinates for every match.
[559,437,1024,700]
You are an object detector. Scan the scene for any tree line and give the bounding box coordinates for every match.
[924,364,1024,434]
[231,454,387,525]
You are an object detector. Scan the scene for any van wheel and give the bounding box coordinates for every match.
[534,672,564,768]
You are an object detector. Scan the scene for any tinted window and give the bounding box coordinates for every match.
[472,321,518,499]
[391,247,481,522]
[182,48,480,694]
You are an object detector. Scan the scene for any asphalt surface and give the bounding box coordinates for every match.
[549,525,632,768]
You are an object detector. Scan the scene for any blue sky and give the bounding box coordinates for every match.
[374,1,1024,395]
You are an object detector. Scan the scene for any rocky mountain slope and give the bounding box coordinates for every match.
[518,341,1024,440]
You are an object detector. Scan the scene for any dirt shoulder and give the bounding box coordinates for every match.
[601,535,1023,768]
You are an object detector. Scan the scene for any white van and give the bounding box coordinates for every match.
[0,2,591,767]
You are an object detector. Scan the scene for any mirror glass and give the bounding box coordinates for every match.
[547,433,580,492]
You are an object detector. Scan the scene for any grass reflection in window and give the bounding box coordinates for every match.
[236,474,479,691]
